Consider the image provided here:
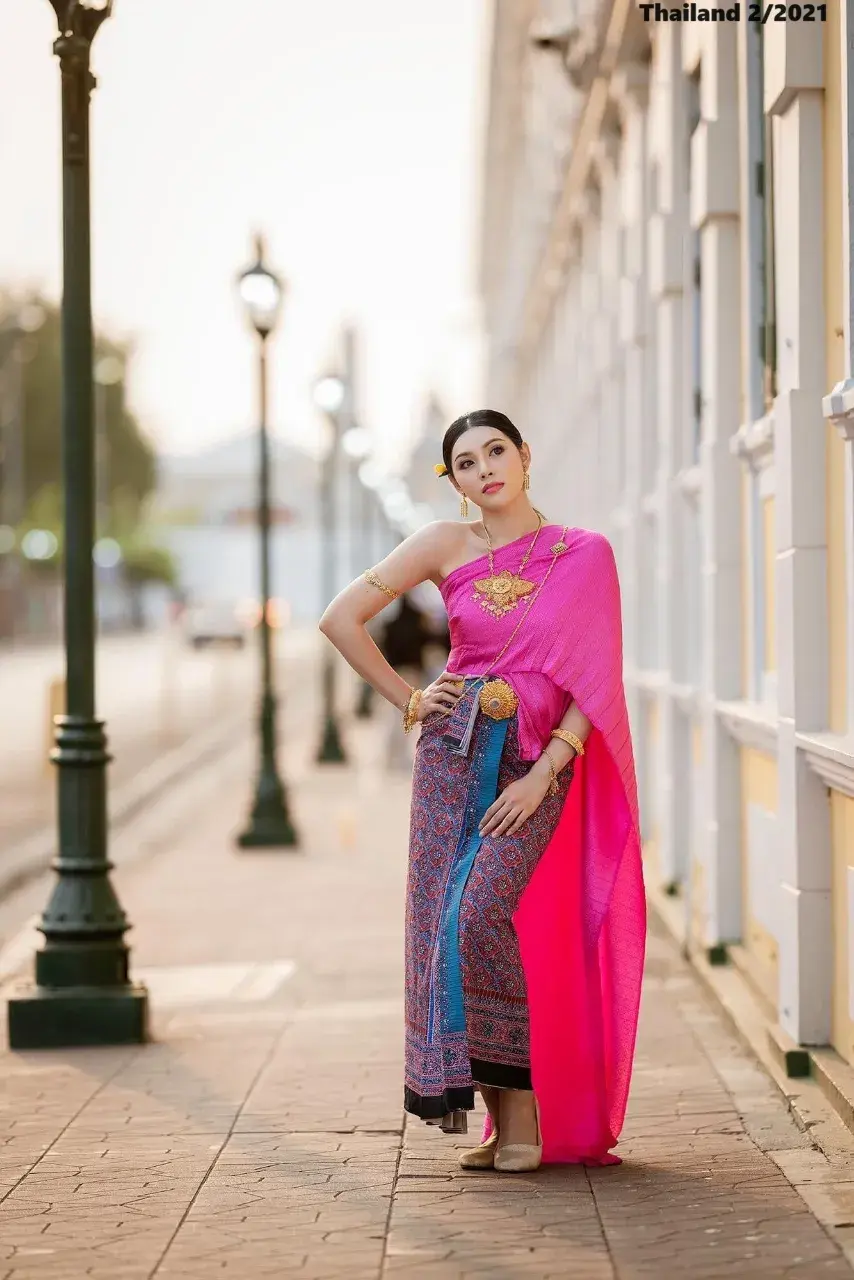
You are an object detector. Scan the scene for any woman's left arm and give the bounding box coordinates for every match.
[478,701,592,838]
[534,700,592,779]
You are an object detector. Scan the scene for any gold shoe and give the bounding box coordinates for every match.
[458,1129,499,1170]
[494,1097,542,1174]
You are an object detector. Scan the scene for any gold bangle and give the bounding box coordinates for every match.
[541,746,559,796]
[551,728,585,757]
[363,568,399,601]
[403,687,423,734]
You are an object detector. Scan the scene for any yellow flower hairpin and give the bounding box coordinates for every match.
[434,462,448,477]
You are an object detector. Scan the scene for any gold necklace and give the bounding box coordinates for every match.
[472,511,545,619]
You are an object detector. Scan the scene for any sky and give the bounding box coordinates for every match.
[0,0,489,469]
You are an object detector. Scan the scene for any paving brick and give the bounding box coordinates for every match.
[0,681,851,1277]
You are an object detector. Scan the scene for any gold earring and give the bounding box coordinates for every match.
[460,494,469,518]
[523,471,530,491]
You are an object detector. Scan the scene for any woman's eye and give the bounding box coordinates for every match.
[490,446,504,457]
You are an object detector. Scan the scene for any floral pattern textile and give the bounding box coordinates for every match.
[404,688,572,1119]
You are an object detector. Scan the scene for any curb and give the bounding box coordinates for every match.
[647,885,854,1163]
[0,709,250,903]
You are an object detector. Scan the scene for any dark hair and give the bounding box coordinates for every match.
[441,409,523,476]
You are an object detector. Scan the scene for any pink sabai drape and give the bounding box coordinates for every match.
[440,527,644,1164]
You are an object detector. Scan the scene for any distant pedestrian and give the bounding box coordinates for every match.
[376,593,436,771]
[319,409,642,1174]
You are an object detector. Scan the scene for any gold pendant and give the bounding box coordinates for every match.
[551,540,568,555]
[472,569,536,619]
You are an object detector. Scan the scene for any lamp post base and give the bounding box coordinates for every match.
[237,772,298,849]
[355,681,374,719]
[316,714,347,764]
[7,982,148,1050]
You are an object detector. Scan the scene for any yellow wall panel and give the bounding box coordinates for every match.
[741,747,778,813]
[740,748,779,1000]
[691,856,706,949]
[831,792,854,1065]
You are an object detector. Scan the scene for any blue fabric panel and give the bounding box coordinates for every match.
[426,714,509,1044]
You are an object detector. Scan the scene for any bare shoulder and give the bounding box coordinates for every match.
[406,519,468,558]
[415,519,462,543]
[369,519,467,592]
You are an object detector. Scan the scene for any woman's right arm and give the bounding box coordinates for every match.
[319,521,463,717]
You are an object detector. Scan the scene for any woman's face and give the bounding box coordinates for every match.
[450,427,529,512]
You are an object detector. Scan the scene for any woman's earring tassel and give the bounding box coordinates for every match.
[523,471,530,491]
[460,494,469,518]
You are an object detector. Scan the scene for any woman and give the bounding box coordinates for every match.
[319,409,643,1172]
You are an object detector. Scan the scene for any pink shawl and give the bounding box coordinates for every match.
[439,526,644,1164]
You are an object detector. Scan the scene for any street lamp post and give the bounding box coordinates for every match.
[358,460,384,564]
[8,0,149,1049]
[341,426,374,719]
[313,374,348,764]
[235,235,298,849]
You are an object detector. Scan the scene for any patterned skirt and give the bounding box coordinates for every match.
[404,682,573,1124]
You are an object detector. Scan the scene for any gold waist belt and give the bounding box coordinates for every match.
[477,678,519,721]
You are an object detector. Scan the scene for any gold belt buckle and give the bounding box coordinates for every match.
[478,678,518,721]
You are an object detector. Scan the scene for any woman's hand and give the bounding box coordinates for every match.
[478,766,552,838]
[416,670,465,722]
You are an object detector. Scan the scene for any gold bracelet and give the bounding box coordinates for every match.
[541,746,559,796]
[402,687,423,734]
[550,728,585,757]
[363,568,399,601]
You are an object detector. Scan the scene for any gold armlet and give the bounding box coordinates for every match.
[402,688,423,734]
[550,728,585,757]
[363,568,400,601]
[541,747,559,796]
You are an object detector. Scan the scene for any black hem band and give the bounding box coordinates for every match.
[404,1085,475,1120]
[404,1059,532,1120]
[470,1058,532,1091]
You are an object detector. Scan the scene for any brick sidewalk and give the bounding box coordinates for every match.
[1,699,853,1278]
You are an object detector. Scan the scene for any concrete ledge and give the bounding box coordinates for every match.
[811,1048,854,1134]
[767,1022,812,1080]
[648,880,854,1161]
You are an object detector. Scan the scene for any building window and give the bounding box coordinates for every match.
[741,21,777,705]
[687,69,702,465]
[741,20,778,418]
[759,104,778,408]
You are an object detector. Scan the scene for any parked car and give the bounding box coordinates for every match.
[183,600,247,649]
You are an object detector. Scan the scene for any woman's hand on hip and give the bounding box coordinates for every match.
[478,769,552,838]
[416,671,465,721]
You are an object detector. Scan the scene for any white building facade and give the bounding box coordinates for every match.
[481,0,854,1084]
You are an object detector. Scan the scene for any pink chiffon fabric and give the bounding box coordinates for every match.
[438,525,644,1164]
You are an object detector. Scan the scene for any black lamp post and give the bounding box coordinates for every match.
[313,373,348,764]
[235,235,298,849]
[8,0,149,1049]
[342,426,374,719]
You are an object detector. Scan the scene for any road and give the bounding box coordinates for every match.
[0,626,311,851]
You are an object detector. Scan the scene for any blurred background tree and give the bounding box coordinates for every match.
[1,290,156,535]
